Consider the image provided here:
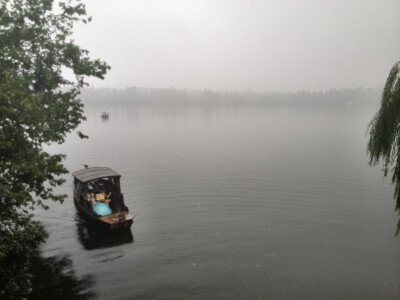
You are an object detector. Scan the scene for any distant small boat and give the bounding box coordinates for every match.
[72,166,133,230]
[101,112,109,119]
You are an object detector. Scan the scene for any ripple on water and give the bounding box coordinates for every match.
[37,104,400,299]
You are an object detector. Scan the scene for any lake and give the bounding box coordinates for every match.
[33,101,400,299]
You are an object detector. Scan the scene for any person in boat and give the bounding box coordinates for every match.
[88,192,96,205]
[87,180,113,206]
[94,190,112,206]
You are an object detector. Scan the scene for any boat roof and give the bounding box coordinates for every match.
[72,167,121,183]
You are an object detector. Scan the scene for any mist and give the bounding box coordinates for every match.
[18,1,400,298]
[73,0,400,93]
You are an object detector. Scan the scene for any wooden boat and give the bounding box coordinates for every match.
[72,166,133,230]
[76,215,134,250]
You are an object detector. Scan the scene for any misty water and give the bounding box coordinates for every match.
[34,100,400,299]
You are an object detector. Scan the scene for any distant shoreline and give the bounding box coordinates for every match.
[81,86,381,107]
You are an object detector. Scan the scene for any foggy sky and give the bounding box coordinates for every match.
[73,0,400,92]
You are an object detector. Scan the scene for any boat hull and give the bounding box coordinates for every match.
[73,196,133,230]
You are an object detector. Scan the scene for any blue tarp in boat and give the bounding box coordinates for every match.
[93,203,112,216]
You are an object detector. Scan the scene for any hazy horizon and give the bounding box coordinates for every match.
[72,0,400,93]
[81,84,383,95]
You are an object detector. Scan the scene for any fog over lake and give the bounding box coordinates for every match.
[32,89,400,299]
[28,0,400,298]
[74,0,400,92]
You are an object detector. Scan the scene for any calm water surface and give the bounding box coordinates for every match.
[34,103,400,299]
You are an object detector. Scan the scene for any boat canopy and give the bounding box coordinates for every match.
[72,167,121,183]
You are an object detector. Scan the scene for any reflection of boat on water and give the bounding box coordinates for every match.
[101,112,109,119]
[76,214,133,250]
[72,165,133,230]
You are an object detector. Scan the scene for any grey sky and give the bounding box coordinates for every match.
[74,0,400,92]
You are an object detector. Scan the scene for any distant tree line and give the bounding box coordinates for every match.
[81,86,381,106]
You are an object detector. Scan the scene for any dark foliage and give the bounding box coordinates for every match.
[0,1,109,298]
[367,61,400,234]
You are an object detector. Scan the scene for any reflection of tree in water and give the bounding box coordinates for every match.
[29,252,95,300]
[76,213,133,250]
[397,220,400,236]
